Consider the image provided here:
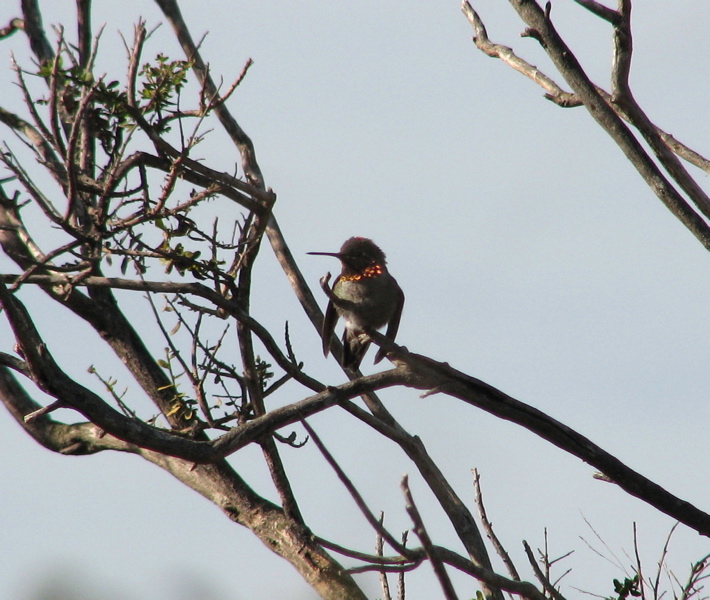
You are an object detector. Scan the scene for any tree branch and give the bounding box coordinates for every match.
[0,361,367,600]
[402,475,461,600]
[573,0,621,25]
[377,336,710,538]
[461,2,580,107]
[153,0,265,187]
[0,284,404,463]
[463,1,710,247]
[19,0,54,65]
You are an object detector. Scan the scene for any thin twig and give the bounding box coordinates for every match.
[523,541,568,600]
[302,420,414,558]
[378,512,393,600]
[398,530,409,600]
[401,475,460,600]
[472,468,520,581]
[652,522,678,600]
[23,399,64,423]
[632,522,646,600]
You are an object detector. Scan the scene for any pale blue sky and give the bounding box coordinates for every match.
[1,1,710,599]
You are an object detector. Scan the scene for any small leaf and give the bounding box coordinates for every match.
[166,403,182,417]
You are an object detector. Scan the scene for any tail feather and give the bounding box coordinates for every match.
[342,329,370,370]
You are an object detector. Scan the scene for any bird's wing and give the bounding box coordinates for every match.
[374,283,405,364]
[321,275,341,357]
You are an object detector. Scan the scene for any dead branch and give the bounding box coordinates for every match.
[462,1,710,247]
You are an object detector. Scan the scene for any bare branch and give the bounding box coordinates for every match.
[0,362,367,600]
[631,522,645,600]
[19,0,54,65]
[48,34,68,158]
[0,106,67,189]
[315,536,420,572]
[658,131,710,173]
[480,0,710,252]
[23,399,64,423]
[610,0,632,100]
[461,2,580,107]
[398,531,408,600]
[302,420,415,559]
[11,57,56,151]
[574,0,621,25]
[117,103,274,211]
[523,541,568,600]
[606,1,710,220]
[377,512,394,600]
[0,282,403,462]
[125,20,147,107]
[463,3,710,175]
[0,18,24,39]
[472,468,521,581]
[369,332,710,538]
[6,267,710,537]
[402,475,461,600]
[203,58,254,113]
[153,0,265,187]
[76,0,92,69]
[435,546,549,600]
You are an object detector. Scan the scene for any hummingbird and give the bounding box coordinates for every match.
[308,237,405,370]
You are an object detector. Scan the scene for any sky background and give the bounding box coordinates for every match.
[1,1,710,599]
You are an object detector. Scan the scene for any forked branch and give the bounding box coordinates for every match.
[462,1,710,248]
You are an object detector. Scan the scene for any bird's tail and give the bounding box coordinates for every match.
[342,328,370,370]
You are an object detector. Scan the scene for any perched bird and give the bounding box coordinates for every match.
[308,237,404,370]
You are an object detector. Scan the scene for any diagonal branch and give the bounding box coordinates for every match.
[303,420,415,558]
[19,0,54,65]
[402,475,461,600]
[574,0,621,25]
[463,3,710,173]
[0,282,404,463]
[153,0,264,187]
[462,3,580,107]
[487,0,710,252]
[607,0,710,220]
[373,334,710,538]
[472,468,521,581]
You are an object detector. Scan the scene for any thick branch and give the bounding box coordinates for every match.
[375,337,710,538]
[20,0,54,64]
[0,365,366,600]
[0,286,403,463]
[607,1,710,219]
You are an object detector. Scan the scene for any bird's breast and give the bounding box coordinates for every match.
[333,274,400,330]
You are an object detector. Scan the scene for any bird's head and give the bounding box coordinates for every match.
[308,237,387,275]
